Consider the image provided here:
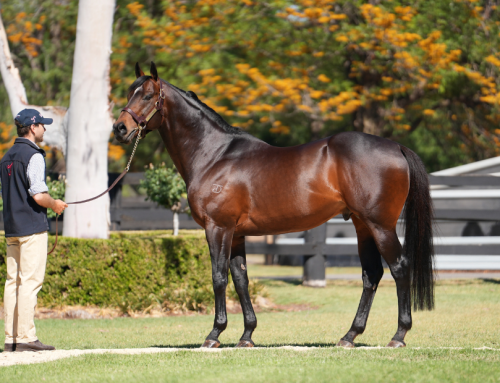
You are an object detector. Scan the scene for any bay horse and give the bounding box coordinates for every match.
[113,62,434,349]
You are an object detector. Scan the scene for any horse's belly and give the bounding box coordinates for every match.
[235,195,345,236]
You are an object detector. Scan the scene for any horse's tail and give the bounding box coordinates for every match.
[400,145,435,311]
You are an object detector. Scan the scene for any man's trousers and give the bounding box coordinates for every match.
[4,231,48,344]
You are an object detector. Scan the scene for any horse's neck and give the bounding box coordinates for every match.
[160,111,232,185]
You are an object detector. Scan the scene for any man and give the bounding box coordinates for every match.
[0,109,67,352]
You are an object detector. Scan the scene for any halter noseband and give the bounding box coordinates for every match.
[122,79,165,133]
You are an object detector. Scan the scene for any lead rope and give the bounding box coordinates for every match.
[48,126,144,254]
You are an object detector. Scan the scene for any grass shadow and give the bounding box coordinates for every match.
[151,344,202,349]
[256,342,375,348]
[259,278,303,286]
[150,342,377,349]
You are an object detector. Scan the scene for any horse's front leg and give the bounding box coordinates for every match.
[201,223,234,348]
[229,235,257,347]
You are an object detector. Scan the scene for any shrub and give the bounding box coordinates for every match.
[45,175,66,218]
[0,230,267,314]
[140,163,190,236]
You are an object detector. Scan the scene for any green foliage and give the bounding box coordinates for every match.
[140,163,190,214]
[4,0,500,173]
[0,231,266,314]
[46,175,66,218]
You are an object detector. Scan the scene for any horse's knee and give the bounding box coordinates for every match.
[230,262,249,289]
[213,275,228,294]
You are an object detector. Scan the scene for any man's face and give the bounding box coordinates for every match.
[32,123,46,143]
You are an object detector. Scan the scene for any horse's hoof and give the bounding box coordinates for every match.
[386,340,406,348]
[336,339,355,348]
[201,339,220,348]
[235,340,254,348]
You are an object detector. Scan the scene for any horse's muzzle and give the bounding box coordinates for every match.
[113,121,133,143]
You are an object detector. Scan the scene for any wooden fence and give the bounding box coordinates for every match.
[109,172,500,271]
[0,172,499,270]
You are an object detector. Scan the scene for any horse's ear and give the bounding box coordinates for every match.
[150,61,158,81]
[135,62,145,78]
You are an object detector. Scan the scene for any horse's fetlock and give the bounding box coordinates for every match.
[215,319,228,331]
[351,324,365,335]
[399,314,412,330]
[245,318,257,330]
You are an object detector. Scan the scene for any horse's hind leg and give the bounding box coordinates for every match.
[229,236,257,347]
[337,216,384,348]
[370,226,411,348]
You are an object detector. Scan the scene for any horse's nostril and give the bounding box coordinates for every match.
[114,122,127,134]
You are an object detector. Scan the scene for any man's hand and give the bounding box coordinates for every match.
[52,199,68,215]
[33,193,68,215]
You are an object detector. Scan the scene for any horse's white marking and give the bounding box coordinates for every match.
[133,86,143,96]
[212,184,223,193]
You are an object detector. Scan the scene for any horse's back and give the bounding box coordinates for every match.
[194,131,410,235]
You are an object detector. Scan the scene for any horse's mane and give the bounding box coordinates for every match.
[169,83,246,136]
[128,76,246,136]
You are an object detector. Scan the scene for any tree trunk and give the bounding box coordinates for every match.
[63,0,115,239]
[0,13,67,152]
[353,104,387,137]
[173,212,179,236]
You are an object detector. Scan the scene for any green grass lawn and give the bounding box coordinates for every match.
[247,264,364,277]
[1,276,500,382]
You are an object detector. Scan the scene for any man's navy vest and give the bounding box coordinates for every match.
[0,138,49,237]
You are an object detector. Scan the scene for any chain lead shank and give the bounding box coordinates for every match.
[126,126,143,172]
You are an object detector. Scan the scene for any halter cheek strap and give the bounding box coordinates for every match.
[122,80,166,130]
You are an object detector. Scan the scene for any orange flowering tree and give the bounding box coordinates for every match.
[3,0,500,171]
[109,0,500,170]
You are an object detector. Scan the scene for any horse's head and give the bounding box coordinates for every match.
[113,61,165,144]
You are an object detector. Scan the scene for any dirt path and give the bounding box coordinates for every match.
[1,346,499,368]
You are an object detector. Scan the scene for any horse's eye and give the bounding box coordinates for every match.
[143,94,153,101]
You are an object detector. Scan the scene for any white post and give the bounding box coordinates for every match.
[173,212,179,236]
[63,0,115,239]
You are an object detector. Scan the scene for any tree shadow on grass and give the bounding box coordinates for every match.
[482,278,500,285]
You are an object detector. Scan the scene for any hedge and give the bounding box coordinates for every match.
[0,231,213,313]
[0,230,267,313]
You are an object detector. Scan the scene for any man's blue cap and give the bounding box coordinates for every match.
[14,108,53,126]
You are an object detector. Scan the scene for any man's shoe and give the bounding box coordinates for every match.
[3,343,16,352]
[16,340,55,352]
